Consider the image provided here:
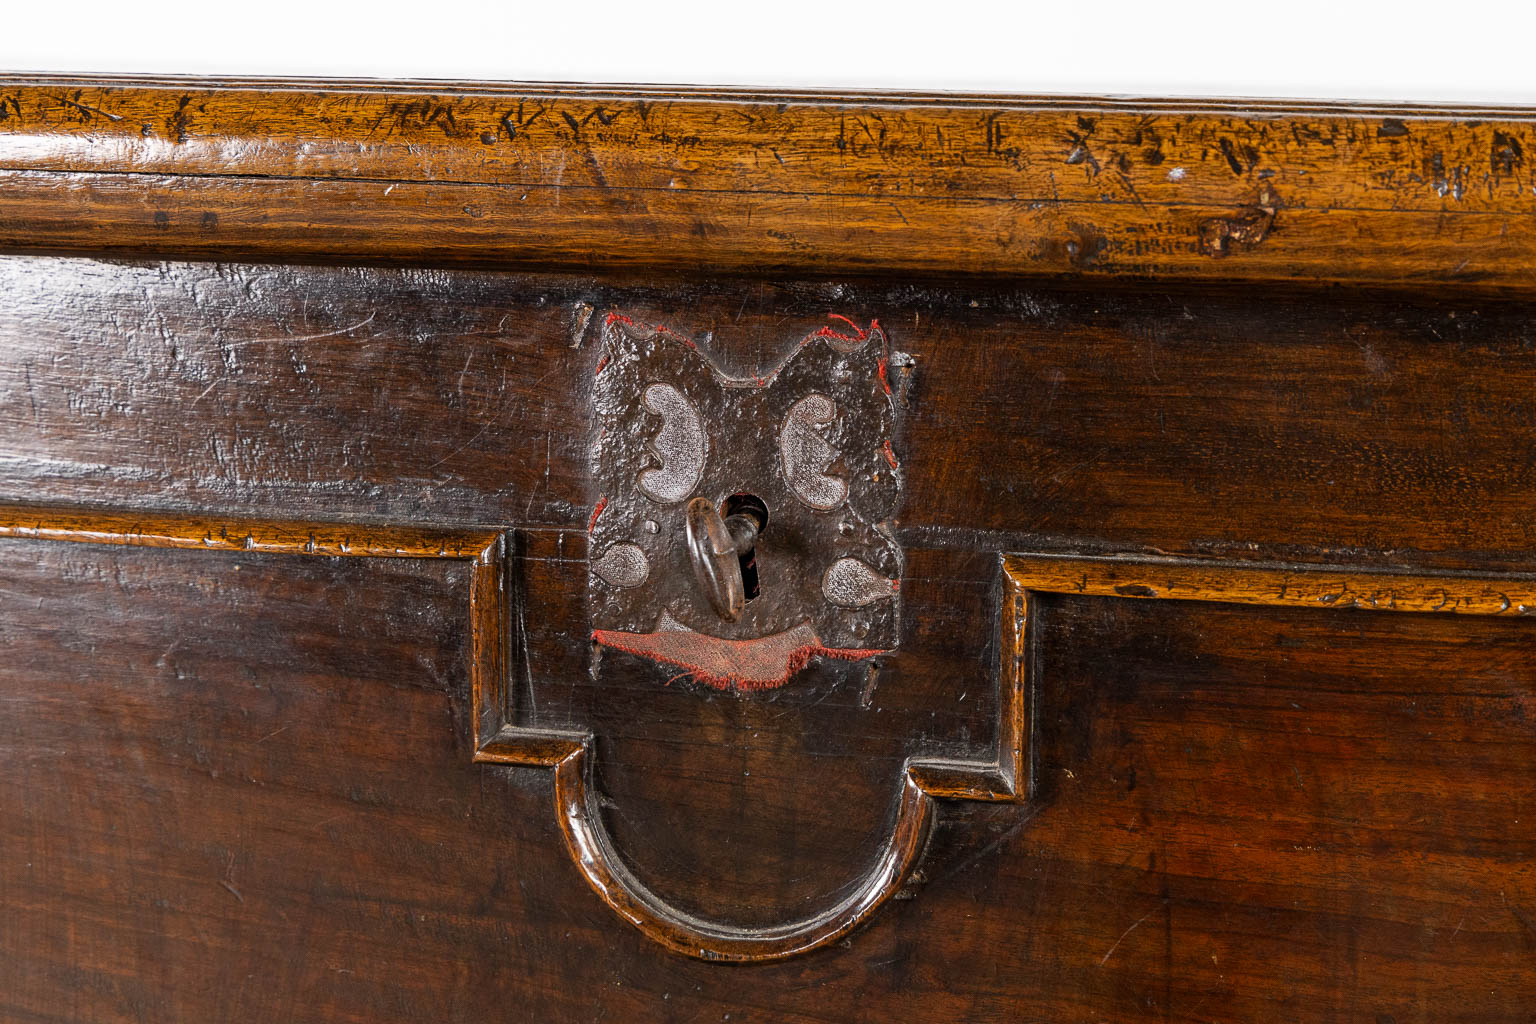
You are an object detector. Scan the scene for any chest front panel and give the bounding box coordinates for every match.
[2,80,1535,1023]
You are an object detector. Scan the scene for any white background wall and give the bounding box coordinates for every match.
[1,0,1531,105]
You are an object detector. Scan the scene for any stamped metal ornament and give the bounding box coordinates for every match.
[588,314,905,690]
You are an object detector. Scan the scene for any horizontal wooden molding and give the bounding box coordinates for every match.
[0,502,502,561]
[0,76,1533,291]
[1003,553,1536,617]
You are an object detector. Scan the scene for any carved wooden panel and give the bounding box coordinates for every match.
[3,76,1536,1022]
[8,500,1536,979]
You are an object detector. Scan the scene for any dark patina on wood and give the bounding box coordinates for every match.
[0,76,1534,1022]
[0,76,1535,290]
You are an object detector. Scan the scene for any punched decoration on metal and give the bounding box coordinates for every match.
[588,314,905,690]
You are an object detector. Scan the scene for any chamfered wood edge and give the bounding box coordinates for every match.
[0,502,1024,962]
[481,543,1031,962]
[11,73,1536,113]
[1,76,1534,291]
[1002,552,1536,616]
[0,501,504,560]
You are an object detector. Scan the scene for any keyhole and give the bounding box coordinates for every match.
[684,494,770,622]
[722,493,769,602]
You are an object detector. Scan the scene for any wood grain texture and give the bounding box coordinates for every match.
[1005,552,1536,616]
[1017,596,1536,1023]
[9,257,1536,573]
[5,533,1535,1020]
[2,72,1535,1020]
[9,498,1535,974]
[0,507,1023,962]
[0,501,501,559]
[1,76,1535,290]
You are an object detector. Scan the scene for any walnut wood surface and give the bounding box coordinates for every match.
[1,76,1536,290]
[0,503,1026,963]
[5,515,1535,1018]
[1,76,1534,1021]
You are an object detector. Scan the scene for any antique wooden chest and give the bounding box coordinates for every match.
[1,76,1534,1021]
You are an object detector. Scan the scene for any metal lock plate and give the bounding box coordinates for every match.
[588,314,905,689]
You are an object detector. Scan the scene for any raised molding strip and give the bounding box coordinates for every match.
[0,503,1023,962]
[0,77,1535,291]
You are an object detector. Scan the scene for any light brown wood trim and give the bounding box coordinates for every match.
[22,507,1536,960]
[0,504,511,771]
[0,502,502,561]
[0,76,1533,290]
[1003,553,1536,616]
[11,505,1536,962]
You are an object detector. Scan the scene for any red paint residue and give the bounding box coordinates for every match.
[652,323,698,349]
[587,496,608,534]
[606,311,697,349]
[598,312,630,375]
[811,313,870,344]
[604,313,887,389]
[882,440,900,469]
[592,626,886,692]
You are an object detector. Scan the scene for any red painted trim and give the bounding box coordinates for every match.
[592,627,886,692]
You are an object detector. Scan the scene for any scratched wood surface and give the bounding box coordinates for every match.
[1,77,1535,1021]
[1,77,1535,289]
[8,257,1536,571]
[3,540,1534,1022]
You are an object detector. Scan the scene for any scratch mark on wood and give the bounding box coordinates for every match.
[1099,908,1157,965]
